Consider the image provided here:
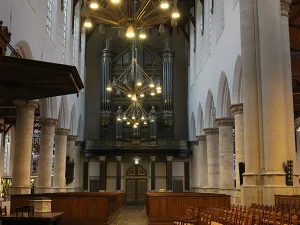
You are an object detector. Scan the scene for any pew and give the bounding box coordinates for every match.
[145,192,231,225]
[10,192,126,225]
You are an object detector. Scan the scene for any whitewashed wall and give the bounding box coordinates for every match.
[188,0,241,139]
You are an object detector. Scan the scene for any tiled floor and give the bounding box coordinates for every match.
[111,205,148,225]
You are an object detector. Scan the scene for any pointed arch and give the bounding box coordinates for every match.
[204,89,216,128]
[39,97,58,119]
[232,55,243,104]
[69,104,77,135]
[77,114,83,141]
[13,41,33,59]
[197,103,204,135]
[190,113,196,141]
[58,95,69,128]
[217,72,232,118]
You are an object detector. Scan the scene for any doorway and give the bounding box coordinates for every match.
[126,165,147,205]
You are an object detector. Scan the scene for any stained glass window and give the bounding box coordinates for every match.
[46,0,53,36]
[32,121,41,175]
[62,0,68,61]
[4,133,10,175]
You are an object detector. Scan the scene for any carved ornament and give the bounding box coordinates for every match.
[190,140,199,146]
[55,128,70,136]
[13,100,39,111]
[281,0,292,17]
[39,118,59,127]
[196,135,206,142]
[67,135,78,141]
[229,103,243,115]
[216,118,234,127]
[203,128,219,135]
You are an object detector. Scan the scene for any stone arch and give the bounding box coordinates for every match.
[13,41,33,59]
[39,97,59,119]
[77,114,83,141]
[204,89,216,128]
[58,95,70,129]
[69,104,77,135]
[196,103,204,135]
[190,113,196,141]
[217,72,232,118]
[232,55,243,104]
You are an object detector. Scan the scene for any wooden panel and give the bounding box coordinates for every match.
[83,162,89,190]
[145,192,231,225]
[275,195,300,209]
[11,192,126,225]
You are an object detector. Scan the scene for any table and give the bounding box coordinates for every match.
[0,212,64,225]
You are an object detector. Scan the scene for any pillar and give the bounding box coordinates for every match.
[73,141,81,191]
[258,0,292,204]
[216,118,235,196]
[99,156,106,192]
[150,156,156,191]
[203,128,219,193]
[10,100,38,195]
[116,156,122,191]
[239,0,261,206]
[198,135,208,191]
[281,0,297,185]
[53,128,69,193]
[66,135,77,192]
[230,104,244,205]
[191,141,200,192]
[166,156,173,192]
[36,118,58,194]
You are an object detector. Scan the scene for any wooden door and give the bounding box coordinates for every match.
[126,179,147,204]
[90,180,99,192]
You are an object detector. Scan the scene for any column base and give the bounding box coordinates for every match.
[219,188,234,196]
[241,185,261,206]
[233,188,241,205]
[203,188,219,194]
[10,186,31,195]
[35,187,52,194]
[262,186,294,205]
[191,187,201,192]
[52,187,66,193]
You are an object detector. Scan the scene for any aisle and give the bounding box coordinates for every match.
[111,205,148,225]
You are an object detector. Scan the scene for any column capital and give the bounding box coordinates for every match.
[67,135,78,141]
[166,156,173,161]
[203,128,219,135]
[116,156,122,161]
[229,103,243,115]
[55,128,70,136]
[150,156,156,162]
[13,100,39,111]
[281,0,292,17]
[40,118,59,127]
[216,118,234,127]
[99,156,106,161]
[190,140,199,146]
[196,135,206,142]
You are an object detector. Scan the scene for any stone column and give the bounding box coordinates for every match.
[258,0,293,204]
[191,141,200,192]
[116,156,122,191]
[73,141,81,191]
[36,118,58,194]
[99,156,106,192]
[66,135,77,191]
[10,100,39,195]
[230,104,244,205]
[166,156,173,192]
[239,0,261,206]
[198,135,208,191]
[53,128,70,193]
[281,0,297,184]
[216,118,235,196]
[203,128,219,193]
[150,156,156,191]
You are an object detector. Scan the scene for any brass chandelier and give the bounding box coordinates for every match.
[82,0,181,39]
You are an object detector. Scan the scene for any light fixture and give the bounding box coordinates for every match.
[132,114,136,120]
[172,6,180,18]
[134,157,139,164]
[131,94,137,101]
[133,124,138,128]
[90,0,99,9]
[141,115,145,120]
[127,93,132,98]
[149,79,155,88]
[159,24,166,35]
[117,116,121,121]
[123,115,127,120]
[157,89,162,94]
[126,25,135,38]
[127,121,130,125]
[156,82,161,91]
[99,24,105,35]
[136,79,142,86]
[106,82,112,91]
[139,29,147,39]
[111,0,120,4]
[151,90,155,96]
[140,93,145,98]
[144,121,147,125]
[160,0,169,9]
[84,16,92,28]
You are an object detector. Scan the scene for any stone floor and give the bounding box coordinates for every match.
[111,205,148,225]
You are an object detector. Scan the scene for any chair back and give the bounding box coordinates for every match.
[0,206,7,216]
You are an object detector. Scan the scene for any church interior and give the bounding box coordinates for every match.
[1,0,300,224]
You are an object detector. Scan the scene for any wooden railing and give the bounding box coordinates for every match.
[11,192,126,225]
[275,195,300,210]
[145,192,231,225]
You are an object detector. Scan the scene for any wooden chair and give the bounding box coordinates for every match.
[290,214,298,225]
[0,206,7,216]
[281,212,290,225]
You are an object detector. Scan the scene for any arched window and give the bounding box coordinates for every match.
[46,0,53,36]
[126,166,147,176]
[4,131,11,175]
